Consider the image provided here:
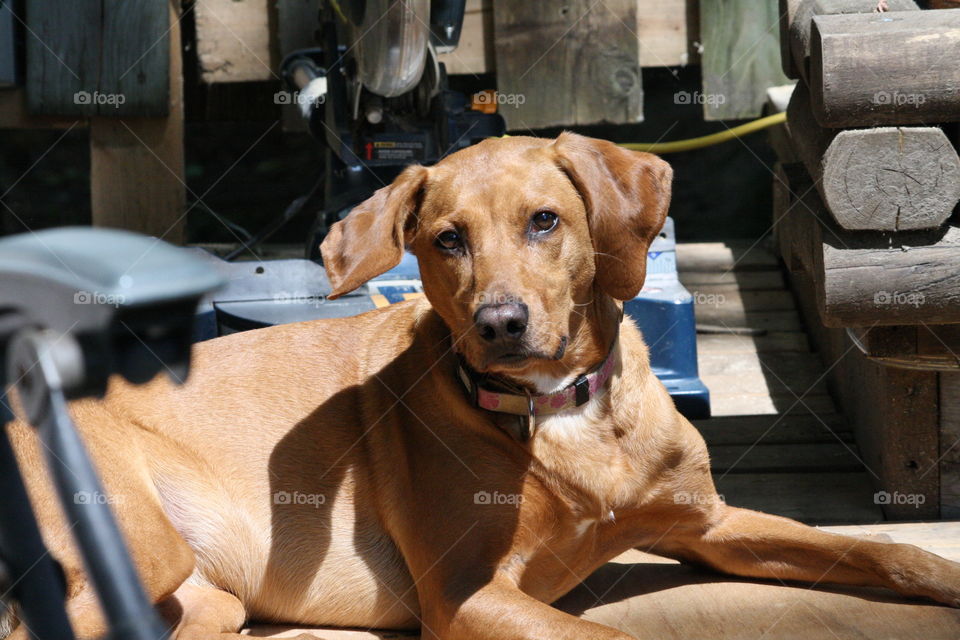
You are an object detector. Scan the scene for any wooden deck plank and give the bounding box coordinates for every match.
[710,442,864,474]
[694,309,802,331]
[696,331,810,355]
[680,270,786,291]
[675,241,779,272]
[709,392,837,418]
[693,413,852,446]
[715,472,883,524]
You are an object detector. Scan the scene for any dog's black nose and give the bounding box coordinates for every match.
[474,302,528,343]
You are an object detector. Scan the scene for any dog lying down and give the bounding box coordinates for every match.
[6,133,960,640]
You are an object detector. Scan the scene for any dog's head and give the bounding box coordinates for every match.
[321,133,671,378]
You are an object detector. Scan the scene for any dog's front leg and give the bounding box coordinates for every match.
[418,577,634,640]
[655,504,960,607]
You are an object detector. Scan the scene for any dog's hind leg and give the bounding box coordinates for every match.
[5,415,197,640]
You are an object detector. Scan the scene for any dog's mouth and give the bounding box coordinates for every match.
[481,336,567,370]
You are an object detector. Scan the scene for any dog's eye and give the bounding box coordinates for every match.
[530,211,559,233]
[436,230,463,251]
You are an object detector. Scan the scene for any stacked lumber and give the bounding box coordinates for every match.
[771,2,960,519]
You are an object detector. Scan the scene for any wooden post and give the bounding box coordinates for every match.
[90,0,185,243]
[811,10,960,127]
[787,82,960,231]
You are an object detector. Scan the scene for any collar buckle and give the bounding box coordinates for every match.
[573,374,590,406]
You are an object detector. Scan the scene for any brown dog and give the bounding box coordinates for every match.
[6,133,960,640]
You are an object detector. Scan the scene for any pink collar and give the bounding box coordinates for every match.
[457,343,618,441]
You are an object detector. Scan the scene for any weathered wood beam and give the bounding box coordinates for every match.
[811,10,960,127]
[782,0,917,84]
[848,325,960,371]
[787,82,960,231]
[774,160,960,327]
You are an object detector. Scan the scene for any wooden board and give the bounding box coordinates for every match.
[695,331,809,355]
[676,240,779,272]
[693,413,852,446]
[680,270,785,291]
[710,442,863,473]
[709,391,837,417]
[438,0,698,75]
[715,472,883,523]
[699,0,791,120]
[636,0,700,68]
[492,0,643,129]
[89,0,185,243]
[25,0,169,116]
[195,0,277,83]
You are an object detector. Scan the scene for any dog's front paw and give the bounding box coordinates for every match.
[886,544,960,607]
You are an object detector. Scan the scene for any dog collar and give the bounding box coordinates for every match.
[457,343,618,442]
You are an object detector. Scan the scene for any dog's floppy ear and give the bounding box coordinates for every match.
[320,165,428,299]
[553,132,672,301]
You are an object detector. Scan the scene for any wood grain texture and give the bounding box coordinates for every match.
[787,82,960,231]
[773,159,960,326]
[195,0,277,83]
[941,372,960,518]
[699,0,790,120]
[785,0,918,84]
[784,248,941,519]
[636,0,699,67]
[90,0,185,242]
[100,0,170,116]
[492,0,642,129]
[811,9,960,127]
[26,0,169,116]
[25,0,101,115]
[693,412,852,445]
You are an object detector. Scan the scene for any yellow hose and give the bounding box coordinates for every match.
[619,112,787,154]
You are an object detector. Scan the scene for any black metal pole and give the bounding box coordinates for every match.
[0,399,76,640]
